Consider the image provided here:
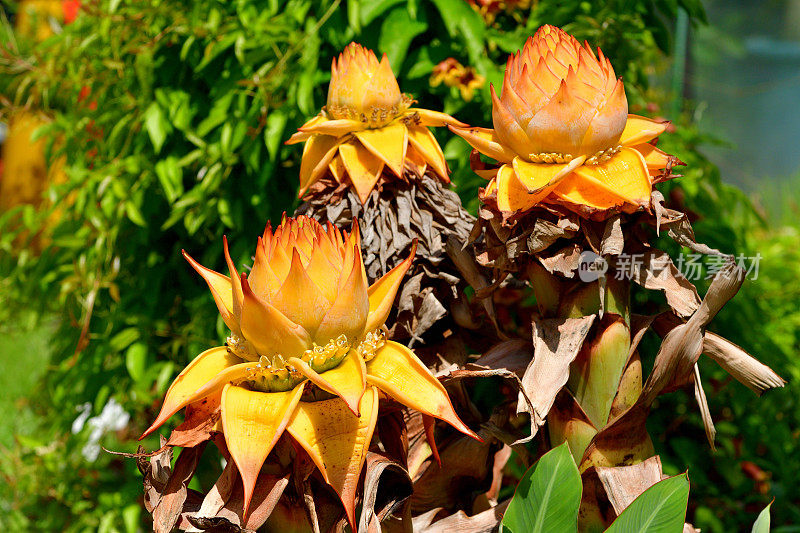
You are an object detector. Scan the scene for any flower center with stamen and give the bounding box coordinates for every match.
[325,94,414,129]
[584,145,622,165]
[528,152,574,164]
[227,329,387,393]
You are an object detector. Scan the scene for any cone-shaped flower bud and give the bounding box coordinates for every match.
[327,42,404,126]
[450,25,681,219]
[287,42,466,204]
[142,216,477,528]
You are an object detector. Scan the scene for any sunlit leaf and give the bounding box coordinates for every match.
[500,442,581,533]
[605,473,690,533]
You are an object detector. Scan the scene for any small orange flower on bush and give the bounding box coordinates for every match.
[287,43,465,203]
[142,216,475,526]
[430,57,485,101]
[451,25,678,218]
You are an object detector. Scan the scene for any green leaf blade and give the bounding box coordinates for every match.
[501,442,581,533]
[751,501,772,533]
[605,473,690,533]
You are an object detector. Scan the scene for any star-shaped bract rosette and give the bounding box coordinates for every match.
[450,25,681,219]
[141,216,477,528]
[286,42,466,203]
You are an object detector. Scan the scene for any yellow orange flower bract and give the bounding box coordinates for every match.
[142,216,476,527]
[450,25,676,218]
[286,42,466,203]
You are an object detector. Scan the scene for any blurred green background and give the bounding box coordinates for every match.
[0,0,797,531]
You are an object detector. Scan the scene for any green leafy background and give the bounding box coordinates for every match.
[0,0,797,531]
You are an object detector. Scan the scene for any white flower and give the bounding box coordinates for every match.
[76,398,130,462]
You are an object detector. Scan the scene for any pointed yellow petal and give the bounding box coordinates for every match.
[328,153,347,184]
[631,142,671,170]
[299,135,341,196]
[354,122,408,178]
[448,125,516,163]
[475,167,499,180]
[338,140,384,203]
[404,143,428,177]
[579,78,628,155]
[365,241,416,332]
[269,249,330,337]
[286,387,379,530]
[286,115,326,145]
[315,243,370,344]
[409,108,467,128]
[286,130,313,145]
[366,341,477,439]
[299,118,364,136]
[287,349,366,416]
[240,275,312,359]
[552,147,652,211]
[182,251,237,332]
[141,346,239,439]
[491,85,533,158]
[406,125,448,181]
[185,360,252,400]
[304,247,340,304]
[494,164,540,212]
[222,384,304,518]
[511,155,586,195]
[361,53,403,114]
[619,114,668,146]
[223,236,244,322]
[526,78,595,155]
[247,237,280,302]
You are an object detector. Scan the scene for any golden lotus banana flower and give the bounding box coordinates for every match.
[286,42,466,203]
[141,215,476,526]
[450,25,679,218]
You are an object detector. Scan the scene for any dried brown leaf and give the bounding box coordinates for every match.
[652,191,723,256]
[601,215,624,256]
[194,459,237,523]
[412,501,510,533]
[473,339,532,377]
[693,364,716,450]
[167,394,222,448]
[704,332,786,395]
[446,235,501,334]
[516,316,596,442]
[297,173,475,340]
[622,249,700,318]
[527,216,579,254]
[141,439,172,514]
[409,431,498,514]
[595,456,664,514]
[539,243,582,278]
[579,456,665,531]
[152,443,206,533]
[358,452,413,533]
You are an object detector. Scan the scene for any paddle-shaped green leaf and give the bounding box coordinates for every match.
[500,442,581,533]
[605,473,690,533]
[751,501,772,533]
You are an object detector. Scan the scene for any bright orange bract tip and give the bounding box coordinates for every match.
[450,25,679,218]
[144,217,477,525]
